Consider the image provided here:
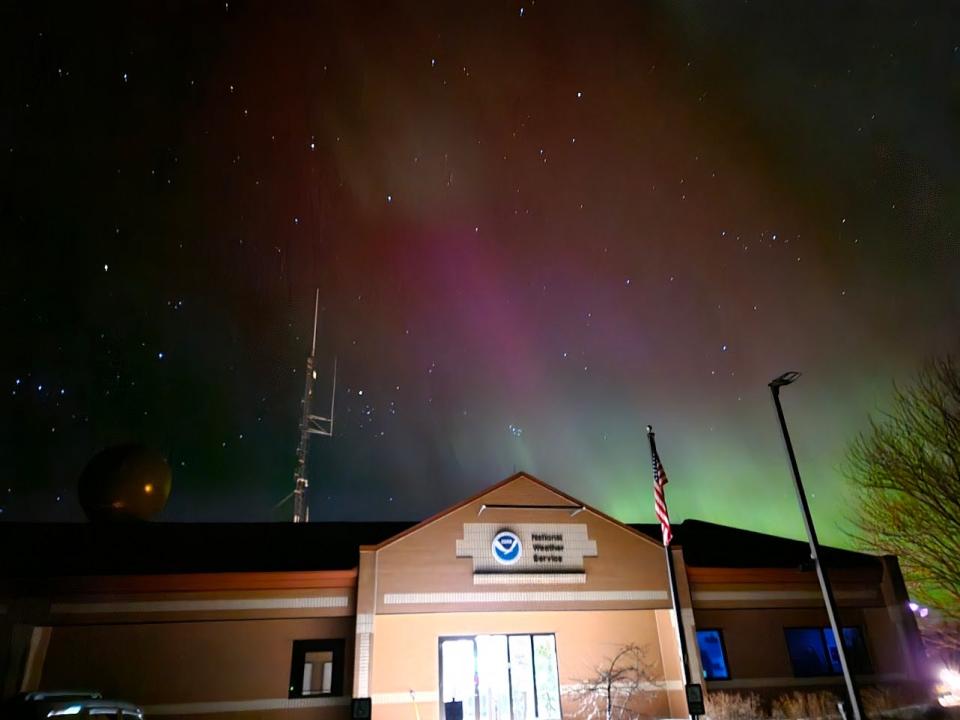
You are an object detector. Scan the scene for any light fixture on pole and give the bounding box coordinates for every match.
[768,371,866,720]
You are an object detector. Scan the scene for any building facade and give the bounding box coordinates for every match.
[0,473,930,719]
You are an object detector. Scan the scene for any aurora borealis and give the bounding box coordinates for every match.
[3,2,958,545]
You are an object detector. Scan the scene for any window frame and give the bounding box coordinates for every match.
[783,626,871,678]
[437,632,563,720]
[695,628,731,681]
[825,625,871,675]
[288,638,345,699]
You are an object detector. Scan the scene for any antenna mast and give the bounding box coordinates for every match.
[292,289,336,523]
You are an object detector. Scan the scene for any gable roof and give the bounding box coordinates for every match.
[363,472,663,551]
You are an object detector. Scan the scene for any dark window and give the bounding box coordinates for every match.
[823,627,871,674]
[289,639,345,698]
[695,629,730,680]
[785,627,871,677]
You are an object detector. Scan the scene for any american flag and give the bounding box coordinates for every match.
[651,443,673,547]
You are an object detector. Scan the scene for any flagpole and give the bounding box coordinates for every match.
[647,425,695,718]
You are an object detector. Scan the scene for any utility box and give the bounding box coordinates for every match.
[444,700,464,720]
[351,698,371,720]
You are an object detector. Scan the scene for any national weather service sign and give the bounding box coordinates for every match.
[492,530,522,565]
[457,523,597,575]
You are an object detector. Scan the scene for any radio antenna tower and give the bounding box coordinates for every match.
[292,289,337,523]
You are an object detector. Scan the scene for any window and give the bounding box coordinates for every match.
[439,633,561,720]
[695,629,730,680]
[823,627,870,674]
[785,627,871,677]
[288,639,345,698]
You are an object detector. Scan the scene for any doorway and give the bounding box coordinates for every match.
[439,634,561,720]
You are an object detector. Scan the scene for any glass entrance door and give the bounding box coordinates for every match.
[441,639,478,720]
[440,634,561,720]
[477,635,511,720]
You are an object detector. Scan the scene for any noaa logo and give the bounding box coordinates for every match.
[492,530,522,565]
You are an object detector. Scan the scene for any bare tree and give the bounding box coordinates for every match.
[846,356,960,627]
[572,643,661,720]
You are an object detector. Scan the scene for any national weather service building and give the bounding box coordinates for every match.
[0,474,931,719]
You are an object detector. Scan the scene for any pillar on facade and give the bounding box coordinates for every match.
[879,555,932,690]
[671,546,704,689]
[353,549,377,702]
[1,597,52,700]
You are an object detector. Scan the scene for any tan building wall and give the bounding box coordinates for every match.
[694,607,870,684]
[368,610,674,720]
[687,562,928,704]
[4,573,359,720]
[356,475,690,720]
[41,617,352,709]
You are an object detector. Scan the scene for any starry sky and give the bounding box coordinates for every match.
[3,1,959,545]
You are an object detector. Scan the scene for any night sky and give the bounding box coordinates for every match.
[3,1,959,544]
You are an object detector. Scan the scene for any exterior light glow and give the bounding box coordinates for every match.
[938,667,960,707]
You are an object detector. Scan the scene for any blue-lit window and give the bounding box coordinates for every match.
[785,628,831,676]
[785,627,871,677]
[823,627,870,674]
[696,629,730,680]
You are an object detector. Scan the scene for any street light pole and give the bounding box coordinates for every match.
[769,372,866,720]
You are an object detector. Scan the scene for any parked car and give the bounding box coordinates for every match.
[0,691,144,719]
